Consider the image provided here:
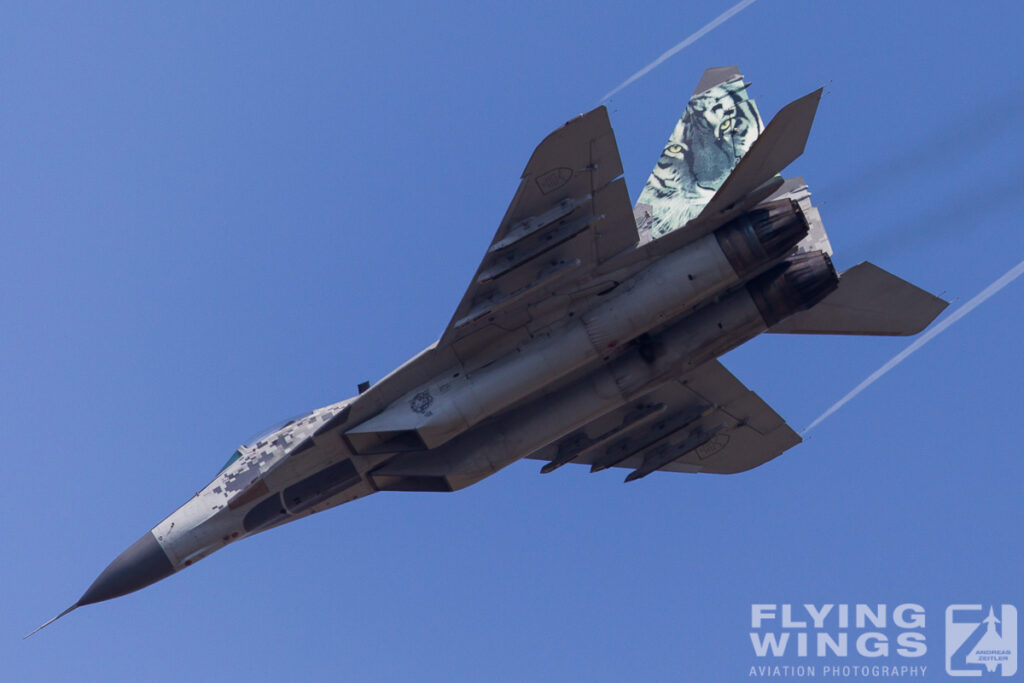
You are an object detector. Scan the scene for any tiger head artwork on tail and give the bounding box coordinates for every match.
[635,69,764,239]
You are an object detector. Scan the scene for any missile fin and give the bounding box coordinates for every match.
[624,424,727,482]
[541,402,667,474]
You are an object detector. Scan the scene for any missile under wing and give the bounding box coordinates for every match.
[30,67,947,635]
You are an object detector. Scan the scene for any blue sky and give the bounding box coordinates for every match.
[4,2,1023,680]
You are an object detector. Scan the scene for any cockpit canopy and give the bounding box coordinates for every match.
[217,413,311,475]
[218,449,243,475]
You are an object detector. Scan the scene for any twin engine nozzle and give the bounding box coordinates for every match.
[715,198,839,326]
[715,199,812,278]
[748,250,839,327]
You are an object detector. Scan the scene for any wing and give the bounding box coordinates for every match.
[528,360,800,480]
[440,107,638,354]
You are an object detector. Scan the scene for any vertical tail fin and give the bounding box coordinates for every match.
[635,66,764,241]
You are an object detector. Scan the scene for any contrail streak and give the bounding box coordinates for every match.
[802,257,1024,435]
[601,0,760,102]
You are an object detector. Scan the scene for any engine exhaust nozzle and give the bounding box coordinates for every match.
[747,250,839,327]
[715,199,810,277]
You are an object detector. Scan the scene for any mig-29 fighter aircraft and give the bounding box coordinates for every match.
[30,66,947,635]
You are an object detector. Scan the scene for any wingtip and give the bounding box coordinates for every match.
[24,603,78,639]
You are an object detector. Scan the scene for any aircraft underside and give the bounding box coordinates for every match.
[29,66,948,637]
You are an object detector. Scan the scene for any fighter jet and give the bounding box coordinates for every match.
[29,67,947,635]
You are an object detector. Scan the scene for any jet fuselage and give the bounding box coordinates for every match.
[76,199,836,607]
[32,67,946,636]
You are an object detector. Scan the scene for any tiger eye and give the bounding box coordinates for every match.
[719,119,732,131]
[666,143,683,153]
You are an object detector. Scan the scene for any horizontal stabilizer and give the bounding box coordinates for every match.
[768,262,948,336]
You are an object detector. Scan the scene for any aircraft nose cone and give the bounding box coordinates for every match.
[78,531,175,606]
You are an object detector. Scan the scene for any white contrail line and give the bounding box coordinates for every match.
[601,0,761,102]
[802,257,1024,435]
